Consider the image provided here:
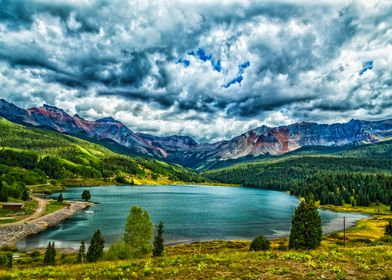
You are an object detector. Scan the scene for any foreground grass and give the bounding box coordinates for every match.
[1,241,391,279]
[1,208,392,280]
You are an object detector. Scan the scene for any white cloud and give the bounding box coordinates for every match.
[0,0,391,142]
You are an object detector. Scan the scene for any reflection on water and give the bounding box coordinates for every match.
[18,185,368,249]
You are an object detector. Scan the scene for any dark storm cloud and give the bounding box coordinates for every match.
[0,42,59,72]
[0,0,101,32]
[98,88,174,109]
[0,0,391,141]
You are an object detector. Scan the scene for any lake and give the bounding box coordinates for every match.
[18,185,368,249]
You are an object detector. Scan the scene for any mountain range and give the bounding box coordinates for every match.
[1,98,391,169]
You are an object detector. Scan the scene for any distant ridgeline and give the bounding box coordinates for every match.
[1,99,392,170]
[0,117,204,202]
[0,100,392,208]
[203,141,392,207]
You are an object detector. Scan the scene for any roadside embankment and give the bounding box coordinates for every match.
[0,201,90,247]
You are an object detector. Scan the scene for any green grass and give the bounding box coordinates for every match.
[2,241,392,279]
[44,201,66,215]
[0,199,38,223]
[320,202,391,215]
[0,218,16,224]
[21,200,38,216]
[1,207,391,279]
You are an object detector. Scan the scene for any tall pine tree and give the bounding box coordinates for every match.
[76,241,86,263]
[86,230,105,262]
[153,221,164,257]
[43,242,56,265]
[289,201,323,249]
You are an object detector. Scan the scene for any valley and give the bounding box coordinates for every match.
[0,101,391,279]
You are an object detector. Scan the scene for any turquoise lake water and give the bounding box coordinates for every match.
[18,185,368,249]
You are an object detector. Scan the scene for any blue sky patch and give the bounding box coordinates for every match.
[222,61,250,88]
[212,59,222,72]
[223,75,244,88]
[178,48,250,88]
[176,58,190,67]
[359,60,373,75]
[185,48,222,72]
[238,61,250,74]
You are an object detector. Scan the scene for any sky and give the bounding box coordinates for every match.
[0,0,391,143]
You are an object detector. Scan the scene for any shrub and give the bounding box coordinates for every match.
[381,235,392,244]
[0,253,12,268]
[31,251,41,258]
[385,221,392,236]
[105,241,132,260]
[250,235,270,251]
[277,243,288,251]
[351,238,372,244]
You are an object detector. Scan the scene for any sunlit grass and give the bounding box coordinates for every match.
[1,208,391,279]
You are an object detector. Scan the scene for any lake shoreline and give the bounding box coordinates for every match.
[16,185,373,250]
[0,201,91,247]
[18,211,369,252]
[31,179,238,194]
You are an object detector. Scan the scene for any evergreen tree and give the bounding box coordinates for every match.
[43,242,56,265]
[123,206,153,257]
[21,189,29,201]
[7,253,13,269]
[81,190,91,201]
[43,242,51,265]
[0,182,9,202]
[153,221,164,257]
[51,242,56,265]
[289,201,323,249]
[86,230,105,262]
[385,221,392,236]
[57,193,64,203]
[76,241,86,264]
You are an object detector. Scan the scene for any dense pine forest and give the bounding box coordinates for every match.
[204,141,392,207]
[0,117,204,201]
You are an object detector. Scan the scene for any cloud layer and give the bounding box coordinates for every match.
[0,0,391,142]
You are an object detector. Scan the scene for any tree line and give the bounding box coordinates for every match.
[205,156,392,207]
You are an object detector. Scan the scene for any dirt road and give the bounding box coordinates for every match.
[0,196,48,227]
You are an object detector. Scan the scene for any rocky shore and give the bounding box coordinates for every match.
[0,201,90,247]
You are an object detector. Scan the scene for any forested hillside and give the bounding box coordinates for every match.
[204,141,392,207]
[0,118,205,201]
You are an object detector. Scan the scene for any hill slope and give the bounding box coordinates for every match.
[203,141,392,206]
[0,117,204,201]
